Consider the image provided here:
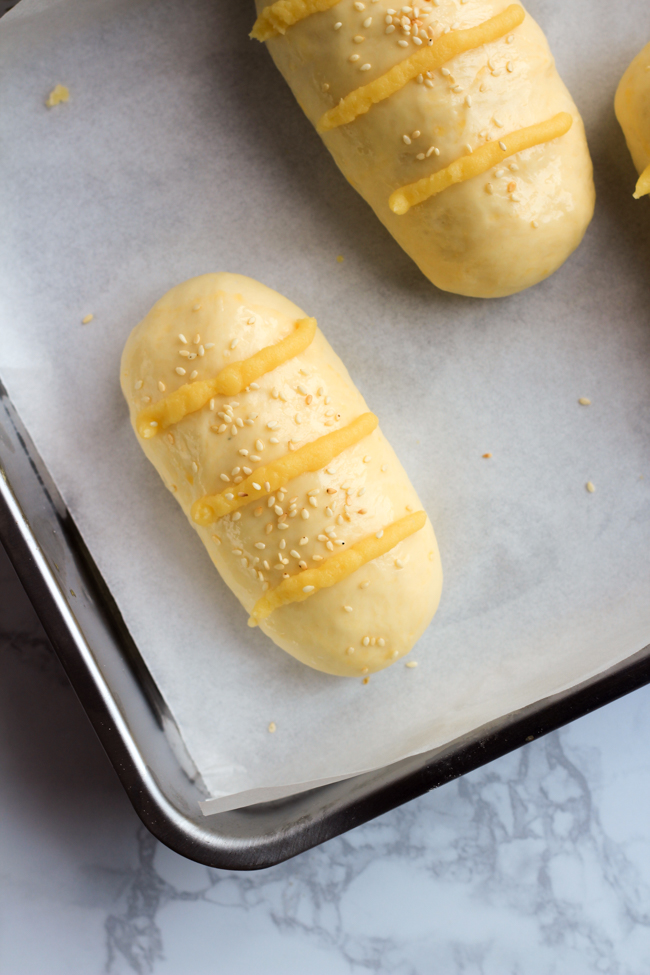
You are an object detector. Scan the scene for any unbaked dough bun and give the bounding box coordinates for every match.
[121,273,442,677]
[615,41,650,200]
[251,0,595,298]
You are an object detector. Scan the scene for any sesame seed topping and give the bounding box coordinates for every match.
[378,638,385,647]
[334,21,342,29]
[303,585,315,593]
[301,509,310,520]
[232,511,241,522]
[270,437,279,444]
[353,34,365,43]
[205,342,215,350]
[586,481,596,493]
[193,334,200,344]
[360,63,371,71]
[225,492,234,500]
[403,134,412,145]
[267,421,279,430]
[265,523,274,534]
[499,141,507,151]
[398,38,408,46]
[175,367,186,376]
[363,636,370,646]
[231,425,238,435]
[265,481,271,492]
[506,61,514,72]
[579,397,591,406]
[376,529,384,539]
[343,605,353,613]
[349,53,360,62]
[405,661,418,668]
[363,455,371,463]
[395,558,404,568]
[239,448,249,456]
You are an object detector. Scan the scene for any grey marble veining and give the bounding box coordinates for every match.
[2,541,650,975]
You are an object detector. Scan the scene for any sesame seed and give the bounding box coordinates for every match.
[250,382,259,390]
[499,141,507,151]
[363,636,370,646]
[265,482,271,492]
[363,455,371,463]
[239,448,249,456]
[271,387,279,399]
[179,349,190,358]
[250,454,261,462]
[360,63,371,71]
[205,342,215,350]
[157,381,166,392]
[465,95,472,107]
[225,492,234,500]
[301,509,310,519]
[279,539,286,550]
[175,367,186,376]
[265,523,274,534]
[198,346,205,357]
[303,585,315,593]
[295,413,302,424]
[381,464,387,472]
[193,334,200,344]
[416,152,425,160]
[405,661,418,668]
[358,487,366,496]
[360,581,370,589]
[270,437,279,445]
[343,605,353,613]
[217,423,227,433]
[506,61,514,72]
[309,496,318,507]
[334,21,342,29]
[231,425,238,435]
[267,421,279,430]
[363,15,372,25]
[378,638,385,647]
[349,53,360,62]
[255,439,264,451]
[586,481,596,493]
[220,473,230,482]
[395,558,404,568]
[403,134,412,145]
[353,34,365,43]
[254,506,263,517]
[313,555,323,561]
[232,511,241,522]
[398,38,408,46]
[274,505,283,516]
[346,647,355,655]
[252,482,261,490]
[578,397,591,406]
[278,523,289,530]
[376,529,384,539]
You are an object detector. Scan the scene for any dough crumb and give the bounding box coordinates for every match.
[336,255,344,263]
[586,481,596,493]
[268,722,276,733]
[578,397,591,406]
[405,661,418,668]
[46,84,69,107]
[81,313,94,324]
[482,452,492,458]
[362,676,370,684]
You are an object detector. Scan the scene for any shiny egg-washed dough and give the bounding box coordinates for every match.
[121,273,442,676]
[253,0,595,298]
[615,42,650,200]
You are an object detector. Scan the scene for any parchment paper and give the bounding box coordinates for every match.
[1,0,649,814]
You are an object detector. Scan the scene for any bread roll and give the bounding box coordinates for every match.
[615,41,650,200]
[251,0,594,298]
[121,273,442,676]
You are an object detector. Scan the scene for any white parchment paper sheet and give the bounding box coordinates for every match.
[1,0,649,814]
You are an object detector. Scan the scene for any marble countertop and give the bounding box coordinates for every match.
[2,542,650,975]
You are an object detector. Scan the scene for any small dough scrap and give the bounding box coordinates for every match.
[45,84,69,107]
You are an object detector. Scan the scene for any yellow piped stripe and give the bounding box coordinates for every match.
[634,163,650,199]
[248,510,426,625]
[137,317,316,438]
[251,0,341,41]
[317,4,525,132]
[191,412,378,525]
[389,112,573,214]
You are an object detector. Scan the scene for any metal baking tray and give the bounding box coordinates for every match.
[3,376,650,870]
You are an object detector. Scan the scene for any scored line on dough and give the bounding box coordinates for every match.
[248,511,427,624]
[136,317,316,438]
